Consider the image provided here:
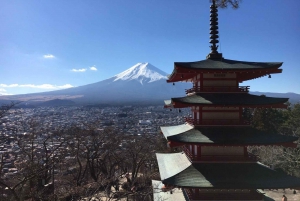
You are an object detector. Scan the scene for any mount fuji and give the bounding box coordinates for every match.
[1,63,191,105]
[113,62,168,84]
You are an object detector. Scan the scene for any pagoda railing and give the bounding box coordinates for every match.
[185,86,249,94]
[182,146,258,162]
[182,145,198,161]
[185,117,250,126]
[184,189,263,200]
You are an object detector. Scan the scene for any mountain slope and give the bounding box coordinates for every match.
[1,63,191,104]
[250,92,300,104]
[1,62,299,105]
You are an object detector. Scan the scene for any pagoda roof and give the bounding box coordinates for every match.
[157,153,300,189]
[161,124,298,147]
[168,58,283,82]
[161,123,194,138]
[175,59,282,70]
[167,93,288,108]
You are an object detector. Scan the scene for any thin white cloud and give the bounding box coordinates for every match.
[0,93,13,96]
[0,88,13,95]
[56,84,73,89]
[0,84,74,89]
[0,84,18,88]
[43,54,55,59]
[90,66,97,71]
[71,68,87,72]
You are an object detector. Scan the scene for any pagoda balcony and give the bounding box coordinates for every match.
[184,189,264,200]
[185,117,250,126]
[185,86,249,94]
[182,146,258,162]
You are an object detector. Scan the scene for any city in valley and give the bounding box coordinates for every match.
[0,105,188,139]
[0,105,188,200]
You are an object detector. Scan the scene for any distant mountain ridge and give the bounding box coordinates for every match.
[0,63,191,105]
[250,92,300,104]
[0,63,299,106]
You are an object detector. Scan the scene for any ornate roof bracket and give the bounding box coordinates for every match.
[207,0,223,59]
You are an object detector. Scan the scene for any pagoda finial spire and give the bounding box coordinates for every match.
[207,0,223,59]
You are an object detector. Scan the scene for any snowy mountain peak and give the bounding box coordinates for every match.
[113,62,168,84]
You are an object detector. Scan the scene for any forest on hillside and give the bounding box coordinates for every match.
[249,103,300,177]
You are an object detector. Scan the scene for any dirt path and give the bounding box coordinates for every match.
[264,189,299,201]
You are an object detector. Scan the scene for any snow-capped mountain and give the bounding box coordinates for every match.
[113,62,167,84]
[1,63,191,105]
[1,62,299,105]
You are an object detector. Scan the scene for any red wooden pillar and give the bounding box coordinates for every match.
[200,73,203,91]
[195,188,200,199]
[199,107,202,125]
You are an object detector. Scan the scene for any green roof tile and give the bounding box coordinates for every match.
[175,59,282,70]
[172,93,288,106]
[162,125,298,145]
[158,153,300,189]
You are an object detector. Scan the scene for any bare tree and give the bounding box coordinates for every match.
[0,119,66,201]
[0,102,18,120]
[1,111,167,200]
[248,104,300,178]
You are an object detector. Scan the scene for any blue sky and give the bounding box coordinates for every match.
[0,0,299,95]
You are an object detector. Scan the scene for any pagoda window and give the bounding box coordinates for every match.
[193,111,196,120]
[189,145,193,153]
[183,145,200,161]
[192,77,196,88]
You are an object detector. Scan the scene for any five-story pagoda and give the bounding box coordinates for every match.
[154,1,300,201]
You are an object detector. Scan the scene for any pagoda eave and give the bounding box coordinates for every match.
[161,124,298,148]
[167,62,283,83]
[168,140,297,148]
[157,153,300,190]
[171,102,288,109]
[169,93,289,109]
[238,69,282,82]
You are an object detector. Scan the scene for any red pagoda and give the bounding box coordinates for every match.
[154,1,300,200]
